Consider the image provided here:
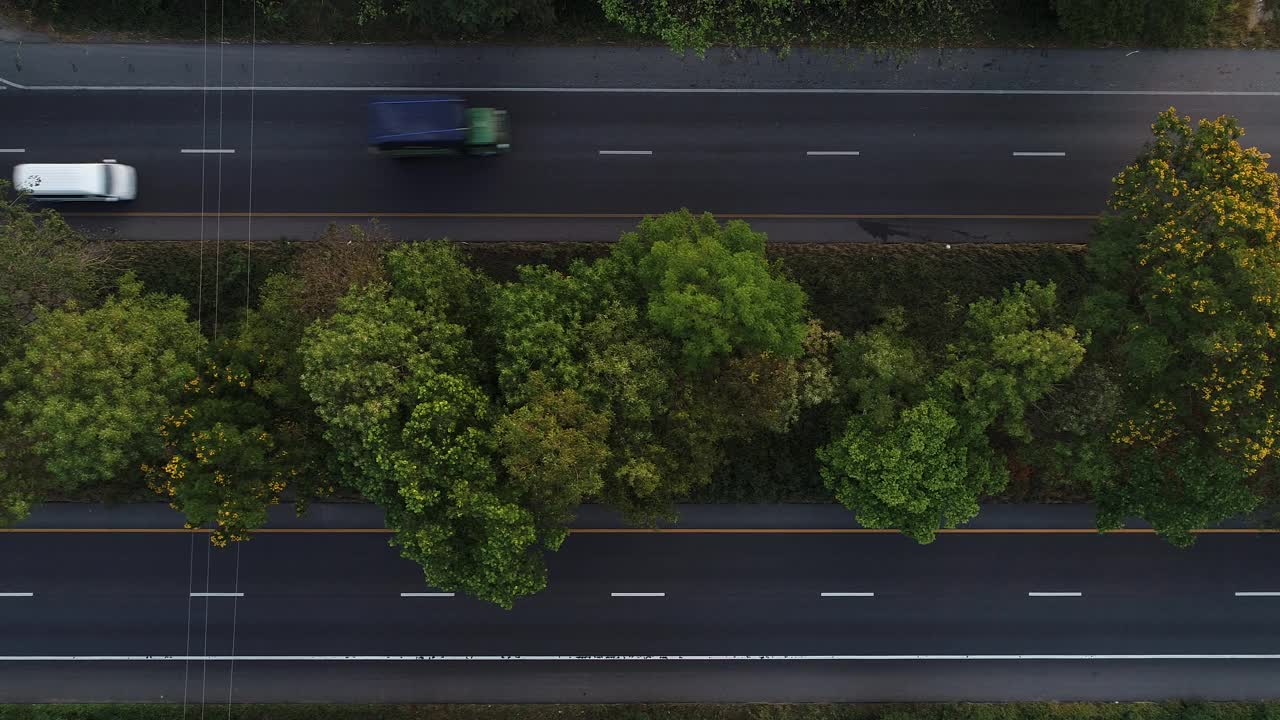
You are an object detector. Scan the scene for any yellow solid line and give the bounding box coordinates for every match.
[59,211,1101,221]
[0,527,1275,535]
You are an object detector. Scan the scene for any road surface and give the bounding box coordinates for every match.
[4,44,1280,242]
[1,527,1279,702]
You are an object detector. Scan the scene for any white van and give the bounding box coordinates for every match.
[12,162,137,202]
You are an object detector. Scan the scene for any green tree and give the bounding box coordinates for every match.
[146,366,281,547]
[0,183,110,353]
[146,335,319,547]
[495,374,611,541]
[231,225,394,512]
[821,399,997,542]
[942,280,1086,443]
[0,274,205,523]
[492,211,822,523]
[237,274,339,503]
[302,243,547,607]
[493,275,689,521]
[822,281,1084,542]
[1082,109,1280,544]
[601,209,808,370]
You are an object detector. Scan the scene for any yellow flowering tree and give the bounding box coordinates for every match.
[145,346,306,547]
[1083,108,1280,544]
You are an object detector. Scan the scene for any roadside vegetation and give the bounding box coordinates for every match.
[10,0,1275,49]
[2,108,1278,606]
[3,702,1280,720]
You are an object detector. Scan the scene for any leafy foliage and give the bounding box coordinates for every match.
[145,332,326,546]
[613,210,809,370]
[301,243,546,607]
[0,183,110,353]
[492,266,689,521]
[146,360,283,546]
[1053,0,1229,45]
[346,0,559,33]
[821,282,1084,542]
[599,0,993,53]
[15,0,562,39]
[1082,108,1280,544]
[0,275,205,524]
[492,210,825,523]
[496,376,611,540]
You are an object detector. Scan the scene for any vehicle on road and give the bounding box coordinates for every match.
[13,162,137,202]
[367,95,510,157]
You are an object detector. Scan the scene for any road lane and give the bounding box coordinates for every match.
[5,92,1280,225]
[1,531,1278,699]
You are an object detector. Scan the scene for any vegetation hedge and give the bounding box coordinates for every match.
[11,0,1261,47]
[110,240,1089,349]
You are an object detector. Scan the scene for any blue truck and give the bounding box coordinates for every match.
[367,96,510,157]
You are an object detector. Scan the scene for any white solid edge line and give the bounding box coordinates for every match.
[598,150,653,155]
[1235,592,1280,597]
[806,151,861,156]
[180,148,236,154]
[400,593,455,598]
[1012,151,1067,157]
[1028,592,1083,597]
[190,592,245,597]
[820,592,875,597]
[102,159,117,163]
[0,148,24,152]
[5,77,1280,96]
[610,592,666,597]
[3,654,1280,662]
[0,592,34,597]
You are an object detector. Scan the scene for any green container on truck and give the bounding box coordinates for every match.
[367,95,510,157]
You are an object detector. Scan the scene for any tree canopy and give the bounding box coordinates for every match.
[0,274,205,524]
[301,243,547,607]
[821,282,1084,542]
[492,209,825,523]
[0,183,109,354]
[599,0,991,54]
[1081,108,1280,544]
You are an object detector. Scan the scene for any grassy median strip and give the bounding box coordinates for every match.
[96,237,1093,508]
[3,703,1280,720]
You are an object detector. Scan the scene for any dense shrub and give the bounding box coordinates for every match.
[16,0,566,39]
[13,0,1241,47]
[1053,0,1230,44]
[600,0,994,53]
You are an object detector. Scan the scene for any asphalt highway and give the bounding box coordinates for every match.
[2,530,1279,701]
[5,90,1280,241]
